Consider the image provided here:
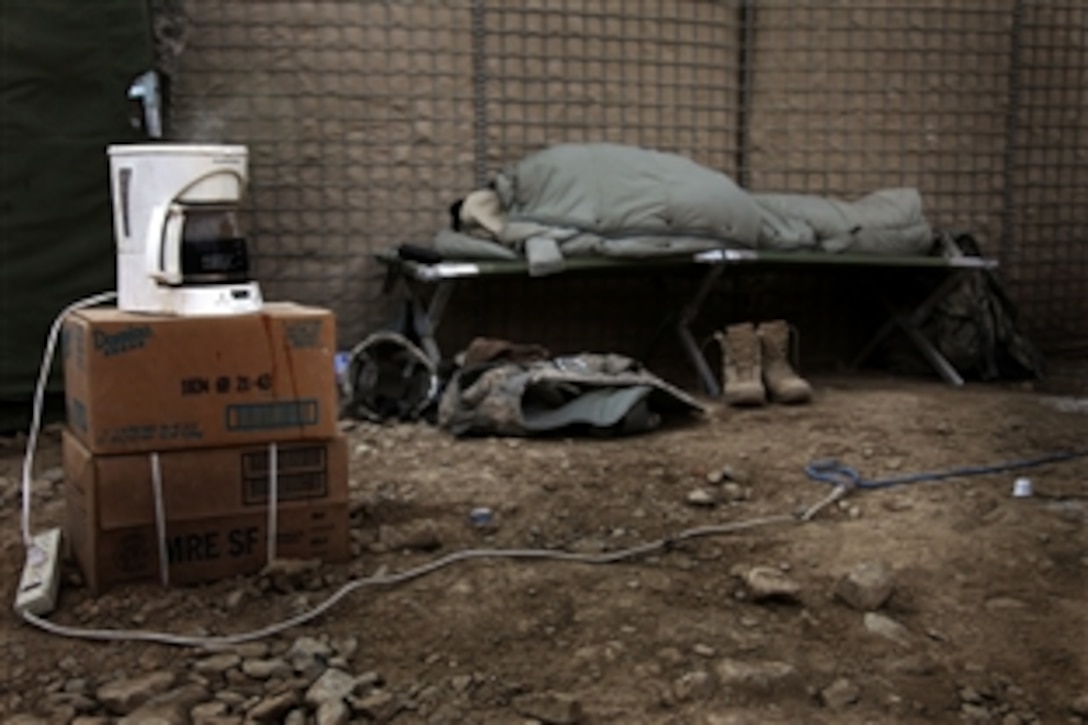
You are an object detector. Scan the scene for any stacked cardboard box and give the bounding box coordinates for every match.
[61,302,350,592]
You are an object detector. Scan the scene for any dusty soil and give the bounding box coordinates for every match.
[1,374,1087,724]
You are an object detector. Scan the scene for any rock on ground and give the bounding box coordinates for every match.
[834,561,896,611]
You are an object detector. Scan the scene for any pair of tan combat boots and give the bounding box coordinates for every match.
[715,320,813,406]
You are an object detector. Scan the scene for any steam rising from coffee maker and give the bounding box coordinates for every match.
[107,144,264,316]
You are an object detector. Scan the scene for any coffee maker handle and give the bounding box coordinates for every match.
[146,203,185,285]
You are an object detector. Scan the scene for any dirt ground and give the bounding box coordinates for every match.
[1,373,1086,724]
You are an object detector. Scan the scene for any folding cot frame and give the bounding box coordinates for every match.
[374,247,999,397]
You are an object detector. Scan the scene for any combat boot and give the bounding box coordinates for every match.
[757,320,813,404]
[716,323,766,406]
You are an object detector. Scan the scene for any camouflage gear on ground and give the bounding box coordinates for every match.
[439,352,704,437]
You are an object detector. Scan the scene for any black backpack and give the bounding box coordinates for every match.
[922,231,1045,381]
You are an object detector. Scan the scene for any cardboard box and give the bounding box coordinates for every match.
[63,431,351,592]
[63,303,338,455]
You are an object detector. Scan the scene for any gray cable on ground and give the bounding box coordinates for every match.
[22,512,800,647]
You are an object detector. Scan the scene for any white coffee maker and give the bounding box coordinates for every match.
[107,143,264,316]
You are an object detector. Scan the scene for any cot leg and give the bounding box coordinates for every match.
[849,270,969,386]
[678,324,722,397]
[675,264,727,397]
[900,319,964,386]
[848,316,898,372]
[413,280,454,363]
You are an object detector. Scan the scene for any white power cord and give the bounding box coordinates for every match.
[23,513,797,647]
[18,292,845,647]
[20,292,118,553]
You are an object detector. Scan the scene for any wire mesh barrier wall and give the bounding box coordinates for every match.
[748,3,1012,243]
[165,1,478,343]
[162,0,1088,367]
[1007,3,1088,353]
[481,1,742,177]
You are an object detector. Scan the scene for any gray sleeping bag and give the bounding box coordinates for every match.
[494,142,764,254]
[751,187,933,255]
[436,143,933,263]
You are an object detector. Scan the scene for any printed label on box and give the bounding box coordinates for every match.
[180,372,274,396]
[93,325,154,357]
[100,509,346,583]
[97,421,205,448]
[225,399,320,431]
[115,530,154,574]
[164,526,262,565]
[241,444,330,505]
[63,322,86,371]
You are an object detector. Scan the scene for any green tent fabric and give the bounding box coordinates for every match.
[0,0,153,431]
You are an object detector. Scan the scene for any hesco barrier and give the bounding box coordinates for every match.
[162,1,1087,366]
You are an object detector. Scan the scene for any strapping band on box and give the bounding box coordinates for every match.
[147,443,281,586]
[150,453,168,586]
[267,443,278,562]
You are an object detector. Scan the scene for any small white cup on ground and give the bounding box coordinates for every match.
[1013,477,1034,498]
